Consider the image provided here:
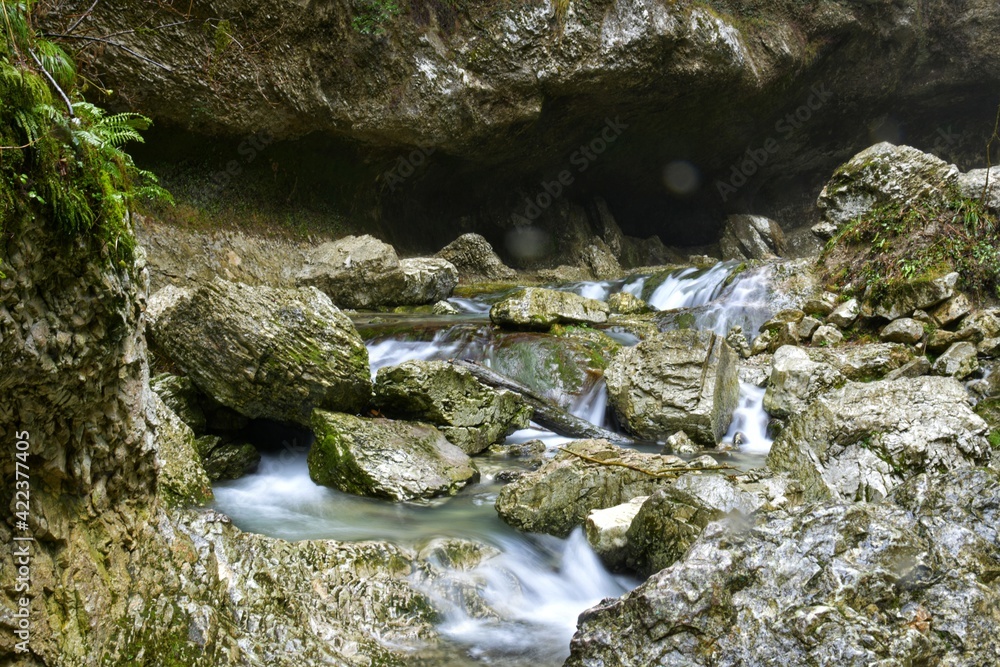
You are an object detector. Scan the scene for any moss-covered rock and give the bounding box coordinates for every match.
[150,393,214,507]
[203,442,261,481]
[489,287,609,330]
[150,372,208,433]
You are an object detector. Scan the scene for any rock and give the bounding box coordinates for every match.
[725,326,751,359]
[664,430,699,454]
[796,316,822,341]
[605,330,740,445]
[297,235,458,308]
[672,472,772,515]
[957,166,1000,212]
[308,411,479,501]
[203,442,261,481]
[749,329,774,355]
[494,440,692,537]
[581,238,623,279]
[436,233,516,283]
[150,372,207,433]
[802,292,838,317]
[930,292,972,327]
[150,279,371,426]
[767,377,991,502]
[146,284,192,327]
[567,468,1000,667]
[814,142,960,240]
[431,299,459,315]
[826,298,860,328]
[805,343,916,381]
[879,317,924,345]
[150,393,213,507]
[872,271,959,320]
[884,357,932,380]
[926,326,977,353]
[962,308,1000,339]
[584,496,648,569]
[931,341,979,379]
[489,287,609,330]
[811,324,843,346]
[418,537,501,571]
[912,308,936,325]
[488,439,546,459]
[763,345,845,418]
[374,360,532,455]
[607,291,650,315]
[719,214,787,261]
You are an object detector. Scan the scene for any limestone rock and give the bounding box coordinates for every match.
[607,291,650,315]
[150,279,371,425]
[436,233,516,283]
[623,486,723,577]
[796,316,822,341]
[932,341,979,379]
[606,330,740,445]
[719,214,787,261]
[767,377,991,502]
[879,317,924,345]
[584,496,648,569]
[150,372,207,433]
[374,360,532,455]
[309,411,479,501]
[872,272,958,320]
[957,166,1000,213]
[489,287,609,330]
[811,324,843,346]
[884,357,932,380]
[763,345,846,418]
[203,442,261,481]
[826,298,860,329]
[150,393,213,507]
[930,293,972,327]
[665,430,699,454]
[805,343,916,381]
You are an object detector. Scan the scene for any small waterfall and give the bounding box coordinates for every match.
[367,328,487,376]
[647,262,734,311]
[569,379,609,427]
[723,382,773,454]
[692,264,784,337]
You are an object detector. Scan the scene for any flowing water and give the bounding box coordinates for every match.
[212,261,784,666]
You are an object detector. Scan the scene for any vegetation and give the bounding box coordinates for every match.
[352,0,403,35]
[0,0,167,268]
[822,187,1000,305]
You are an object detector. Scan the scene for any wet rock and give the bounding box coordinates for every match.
[489,287,609,330]
[623,486,724,577]
[431,299,459,315]
[796,316,822,341]
[957,166,1000,212]
[767,377,991,501]
[436,233,516,283]
[584,496,648,569]
[884,357,932,380]
[811,324,843,346]
[664,430,699,455]
[150,372,207,433]
[567,468,1000,667]
[374,360,532,455]
[826,298,860,329]
[150,279,371,425]
[926,326,978,353]
[606,330,740,445]
[814,142,960,240]
[581,238,623,279]
[880,317,924,345]
[802,292,838,317]
[805,343,916,381]
[725,326,751,359]
[494,440,692,537]
[719,214,787,261]
[203,442,261,481]
[309,411,479,501]
[488,439,547,459]
[150,393,213,507]
[763,346,845,418]
[930,292,972,327]
[931,341,979,379]
[398,257,460,305]
[418,537,501,571]
[607,291,650,315]
[872,272,959,320]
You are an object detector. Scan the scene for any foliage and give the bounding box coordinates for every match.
[822,187,1000,305]
[0,0,169,267]
[351,0,403,35]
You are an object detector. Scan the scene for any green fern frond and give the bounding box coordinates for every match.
[33,39,75,89]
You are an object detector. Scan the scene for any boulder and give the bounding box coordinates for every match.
[150,372,207,434]
[725,325,751,359]
[581,238,623,279]
[584,496,648,569]
[879,317,924,345]
[826,298,859,328]
[605,330,740,445]
[930,293,972,327]
[957,166,1000,213]
[373,360,532,455]
[872,271,958,320]
[494,439,693,537]
[149,279,371,426]
[435,233,516,283]
[767,377,991,502]
[931,341,979,379]
[150,393,213,507]
[811,324,843,346]
[567,468,1000,667]
[763,346,846,418]
[813,142,960,240]
[489,287,609,330]
[884,357,931,380]
[622,486,723,577]
[664,430,698,454]
[607,291,650,315]
[719,214,787,261]
[308,411,479,501]
[805,343,916,381]
[203,442,261,481]
[398,257,459,305]
[796,316,822,341]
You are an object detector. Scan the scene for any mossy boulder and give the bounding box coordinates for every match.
[374,360,531,455]
[489,287,609,330]
[150,372,208,434]
[149,393,213,507]
[309,411,479,501]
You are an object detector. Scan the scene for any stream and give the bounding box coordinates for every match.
[213,262,783,666]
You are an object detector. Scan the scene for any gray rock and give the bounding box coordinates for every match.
[767,377,991,502]
[879,317,924,345]
[374,360,532,455]
[494,440,692,537]
[605,330,740,445]
[398,257,460,305]
[873,272,959,320]
[309,411,479,501]
[811,324,843,346]
[431,299,459,315]
[150,393,213,507]
[203,442,261,481]
[725,325,751,359]
[567,468,1000,667]
[930,292,972,327]
[883,357,932,380]
[150,279,371,426]
[763,345,845,418]
[957,166,1000,212]
[436,233,516,283]
[664,430,699,454]
[719,214,787,261]
[623,486,723,577]
[796,316,822,341]
[584,496,648,569]
[582,238,623,279]
[932,341,979,379]
[826,298,860,329]
[802,292,838,317]
[926,326,978,353]
[150,373,207,433]
[607,291,650,315]
[805,343,917,381]
[489,287,609,330]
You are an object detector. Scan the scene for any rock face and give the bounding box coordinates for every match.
[958,166,1000,212]
[150,372,208,433]
[622,486,723,577]
[436,233,516,283]
[494,440,693,537]
[605,330,740,445]
[931,341,979,379]
[297,235,458,309]
[490,287,609,330]
[767,377,991,501]
[763,345,845,418]
[719,214,786,261]
[584,496,648,569]
[813,142,960,240]
[150,279,371,425]
[373,360,531,454]
[309,411,479,501]
[872,271,959,320]
[150,393,214,507]
[566,468,1000,667]
[880,317,925,344]
[805,343,916,381]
